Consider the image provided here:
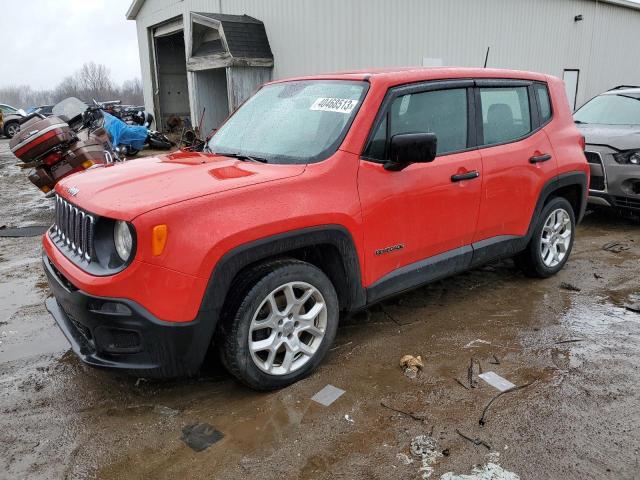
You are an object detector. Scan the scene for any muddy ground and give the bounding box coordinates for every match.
[1,137,639,479]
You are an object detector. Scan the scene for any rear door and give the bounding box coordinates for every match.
[472,80,557,242]
[358,80,482,287]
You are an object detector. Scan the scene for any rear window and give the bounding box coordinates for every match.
[534,84,552,123]
[479,87,532,145]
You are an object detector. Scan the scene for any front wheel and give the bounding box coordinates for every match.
[219,260,339,390]
[515,197,576,278]
[4,121,20,138]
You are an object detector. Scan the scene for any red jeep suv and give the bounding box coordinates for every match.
[43,68,588,389]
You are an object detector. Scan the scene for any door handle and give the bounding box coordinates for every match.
[529,153,552,164]
[451,170,480,182]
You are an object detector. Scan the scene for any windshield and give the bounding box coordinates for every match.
[52,97,88,121]
[208,80,368,164]
[574,93,640,125]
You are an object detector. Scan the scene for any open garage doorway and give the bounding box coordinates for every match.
[192,68,229,137]
[153,25,190,132]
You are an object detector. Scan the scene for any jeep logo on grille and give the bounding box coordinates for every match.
[67,186,80,197]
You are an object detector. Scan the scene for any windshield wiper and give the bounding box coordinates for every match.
[215,151,269,163]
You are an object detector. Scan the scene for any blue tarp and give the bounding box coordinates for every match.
[102,112,148,149]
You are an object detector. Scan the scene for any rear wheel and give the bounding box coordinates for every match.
[219,260,339,390]
[515,197,576,278]
[4,121,19,138]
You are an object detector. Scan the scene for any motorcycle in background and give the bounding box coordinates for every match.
[9,97,121,194]
[93,100,172,156]
[10,97,175,194]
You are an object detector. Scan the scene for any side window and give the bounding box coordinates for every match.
[479,87,531,145]
[364,88,468,159]
[534,84,552,123]
[364,116,387,159]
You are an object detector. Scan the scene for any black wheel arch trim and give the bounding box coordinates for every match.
[530,171,588,232]
[198,225,366,329]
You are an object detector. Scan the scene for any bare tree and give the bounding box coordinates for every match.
[0,62,144,109]
[77,62,115,100]
[119,78,144,105]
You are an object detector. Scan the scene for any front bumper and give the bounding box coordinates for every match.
[43,252,214,378]
[585,147,640,212]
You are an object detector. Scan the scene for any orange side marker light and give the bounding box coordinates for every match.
[152,225,168,256]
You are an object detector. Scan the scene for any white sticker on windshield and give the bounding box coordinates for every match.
[310,97,358,114]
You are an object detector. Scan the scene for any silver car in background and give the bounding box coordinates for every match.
[575,86,640,214]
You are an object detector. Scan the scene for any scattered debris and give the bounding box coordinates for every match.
[330,341,353,351]
[468,358,481,388]
[593,273,603,279]
[464,339,491,349]
[455,429,492,450]
[489,354,501,365]
[396,452,414,465]
[602,241,630,253]
[380,401,426,422]
[453,378,470,390]
[479,372,516,392]
[554,338,585,345]
[479,381,538,426]
[0,225,50,237]
[401,354,424,379]
[440,452,520,479]
[311,384,345,406]
[344,414,354,424]
[134,378,148,387]
[560,282,581,292]
[624,303,640,314]
[154,405,180,417]
[410,435,443,478]
[181,423,224,452]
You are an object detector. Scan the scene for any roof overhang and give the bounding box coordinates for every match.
[126,0,145,20]
[126,0,640,21]
[601,0,640,11]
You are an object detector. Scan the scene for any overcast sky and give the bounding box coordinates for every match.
[2,0,140,89]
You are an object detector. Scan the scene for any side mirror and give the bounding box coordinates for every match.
[385,133,437,171]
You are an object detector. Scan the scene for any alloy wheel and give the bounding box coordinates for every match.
[540,208,572,267]
[248,281,327,375]
[6,123,19,138]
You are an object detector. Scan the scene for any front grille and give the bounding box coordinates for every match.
[585,151,605,191]
[51,195,96,262]
[612,196,640,211]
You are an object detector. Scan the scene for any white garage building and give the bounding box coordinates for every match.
[126,0,640,135]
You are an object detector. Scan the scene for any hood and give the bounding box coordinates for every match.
[577,123,640,150]
[56,151,306,220]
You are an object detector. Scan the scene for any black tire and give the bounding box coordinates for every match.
[4,121,20,138]
[515,196,576,278]
[218,259,339,390]
[125,146,140,156]
[147,134,173,150]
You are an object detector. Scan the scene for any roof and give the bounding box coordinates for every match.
[193,13,272,59]
[126,0,640,20]
[267,67,550,87]
[603,88,640,95]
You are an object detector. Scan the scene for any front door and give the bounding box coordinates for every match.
[358,82,482,288]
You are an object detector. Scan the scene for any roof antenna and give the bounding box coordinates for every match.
[483,46,490,68]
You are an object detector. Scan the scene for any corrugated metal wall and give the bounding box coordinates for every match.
[134,0,640,124]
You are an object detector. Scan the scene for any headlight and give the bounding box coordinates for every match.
[114,221,133,261]
[613,149,640,165]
